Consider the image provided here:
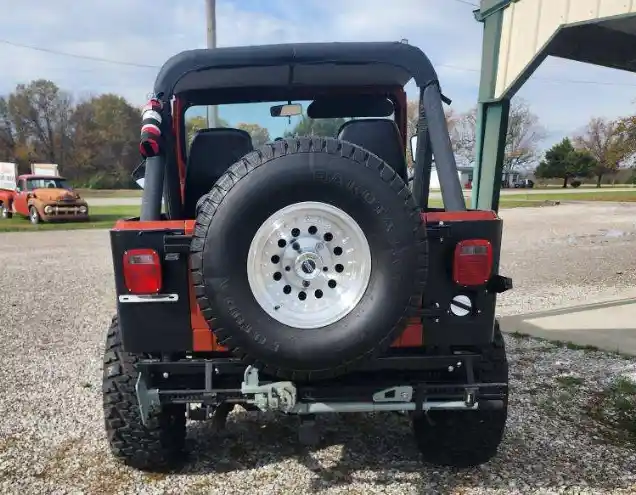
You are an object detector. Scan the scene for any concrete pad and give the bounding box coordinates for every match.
[500,295,636,356]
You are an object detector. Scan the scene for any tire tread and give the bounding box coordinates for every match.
[411,321,509,468]
[102,316,186,471]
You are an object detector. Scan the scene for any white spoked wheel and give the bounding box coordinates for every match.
[247,201,372,329]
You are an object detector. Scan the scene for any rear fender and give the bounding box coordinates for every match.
[110,220,198,353]
[419,210,506,347]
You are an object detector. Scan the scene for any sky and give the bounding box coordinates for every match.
[2,0,636,151]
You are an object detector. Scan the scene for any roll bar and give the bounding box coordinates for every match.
[413,83,466,212]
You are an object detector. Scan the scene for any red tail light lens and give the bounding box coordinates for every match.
[453,239,493,286]
[123,249,162,294]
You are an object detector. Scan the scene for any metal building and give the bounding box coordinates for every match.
[472,0,636,210]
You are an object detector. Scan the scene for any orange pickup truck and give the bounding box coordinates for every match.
[0,174,89,224]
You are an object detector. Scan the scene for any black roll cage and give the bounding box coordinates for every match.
[139,42,467,221]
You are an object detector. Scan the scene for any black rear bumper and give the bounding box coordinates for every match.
[135,354,507,414]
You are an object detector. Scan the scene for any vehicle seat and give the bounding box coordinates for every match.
[183,128,254,218]
[337,119,408,182]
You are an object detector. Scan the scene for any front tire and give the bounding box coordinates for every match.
[411,321,508,468]
[29,206,41,224]
[102,317,186,471]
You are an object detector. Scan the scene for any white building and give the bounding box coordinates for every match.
[408,164,525,190]
[429,165,473,190]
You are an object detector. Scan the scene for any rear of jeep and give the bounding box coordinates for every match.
[103,42,512,472]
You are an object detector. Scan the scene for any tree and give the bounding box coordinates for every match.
[70,94,140,188]
[0,96,30,169]
[406,100,465,164]
[535,137,595,188]
[575,117,631,187]
[423,99,546,171]
[7,79,74,167]
[185,115,229,145]
[237,122,270,147]
[285,116,346,138]
[503,100,546,173]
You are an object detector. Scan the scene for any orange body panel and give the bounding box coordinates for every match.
[0,189,15,205]
[424,210,497,223]
[184,221,226,352]
[113,219,189,231]
[391,318,423,347]
[189,271,225,352]
[173,97,187,199]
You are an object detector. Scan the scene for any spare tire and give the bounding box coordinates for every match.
[190,137,427,380]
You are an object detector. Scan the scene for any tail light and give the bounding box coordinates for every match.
[123,249,162,294]
[453,239,493,286]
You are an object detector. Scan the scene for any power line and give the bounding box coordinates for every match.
[438,63,636,87]
[450,0,479,7]
[3,37,636,89]
[0,39,159,69]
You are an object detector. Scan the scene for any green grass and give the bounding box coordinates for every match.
[0,206,140,232]
[538,183,635,189]
[75,188,142,198]
[556,375,585,388]
[429,198,561,209]
[586,377,636,446]
[502,190,636,202]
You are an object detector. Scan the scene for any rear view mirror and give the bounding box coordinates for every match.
[132,160,146,189]
[270,103,303,117]
[410,135,418,162]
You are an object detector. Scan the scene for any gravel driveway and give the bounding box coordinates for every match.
[1,203,635,494]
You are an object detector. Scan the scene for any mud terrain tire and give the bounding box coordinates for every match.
[191,137,427,381]
[102,316,186,471]
[411,321,509,467]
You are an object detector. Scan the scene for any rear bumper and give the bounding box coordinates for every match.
[134,354,507,424]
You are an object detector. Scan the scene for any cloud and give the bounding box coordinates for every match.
[0,0,635,152]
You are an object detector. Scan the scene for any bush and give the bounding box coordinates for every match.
[83,172,135,190]
[570,180,582,188]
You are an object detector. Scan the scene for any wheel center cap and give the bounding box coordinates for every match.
[301,259,316,274]
[294,252,321,280]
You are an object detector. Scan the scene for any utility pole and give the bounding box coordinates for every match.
[205,0,218,128]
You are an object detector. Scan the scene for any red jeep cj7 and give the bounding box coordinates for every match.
[104,41,512,472]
